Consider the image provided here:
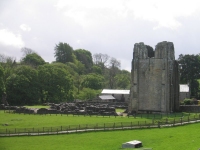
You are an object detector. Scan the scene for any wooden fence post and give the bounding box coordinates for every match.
[158,121,160,128]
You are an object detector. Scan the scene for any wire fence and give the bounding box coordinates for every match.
[3,109,196,119]
[1,114,200,136]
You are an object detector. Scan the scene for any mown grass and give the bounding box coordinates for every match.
[0,110,149,129]
[24,105,49,109]
[1,110,197,130]
[1,122,200,150]
[115,108,126,112]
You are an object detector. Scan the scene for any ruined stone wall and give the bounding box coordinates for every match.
[129,41,179,113]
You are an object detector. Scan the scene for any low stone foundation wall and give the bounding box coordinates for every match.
[180,105,200,113]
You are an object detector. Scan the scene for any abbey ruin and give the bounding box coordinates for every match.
[129,41,179,113]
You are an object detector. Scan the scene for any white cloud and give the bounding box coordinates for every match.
[0,29,25,48]
[20,24,31,31]
[55,0,128,27]
[55,0,200,30]
[129,0,200,30]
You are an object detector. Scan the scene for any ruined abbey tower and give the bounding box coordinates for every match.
[129,41,179,113]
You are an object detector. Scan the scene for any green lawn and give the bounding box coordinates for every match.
[115,108,126,112]
[0,110,143,129]
[24,105,50,109]
[1,123,200,150]
[0,110,196,130]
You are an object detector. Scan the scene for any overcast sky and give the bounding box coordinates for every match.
[1,0,200,71]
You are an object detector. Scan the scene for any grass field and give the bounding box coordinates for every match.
[0,110,196,129]
[24,105,50,109]
[1,122,200,150]
[0,111,148,129]
[1,109,200,150]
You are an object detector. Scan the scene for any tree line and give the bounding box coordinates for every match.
[0,43,199,106]
[178,54,200,99]
[0,42,131,105]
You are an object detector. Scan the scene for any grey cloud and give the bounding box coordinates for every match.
[1,0,200,71]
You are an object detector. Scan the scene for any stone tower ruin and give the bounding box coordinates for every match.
[129,41,179,113]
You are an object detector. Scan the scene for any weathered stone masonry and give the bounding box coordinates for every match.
[129,41,179,113]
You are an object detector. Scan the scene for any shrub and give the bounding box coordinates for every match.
[183,99,192,105]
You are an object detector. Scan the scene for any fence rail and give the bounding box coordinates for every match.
[1,115,200,136]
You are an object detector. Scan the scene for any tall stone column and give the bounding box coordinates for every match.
[129,41,179,114]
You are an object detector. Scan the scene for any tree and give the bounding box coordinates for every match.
[92,65,102,75]
[115,70,131,89]
[178,54,200,98]
[75,61,86,75]
[74,88,101,100]
[93,53,109,73]
[54,42,74,63]
[38,63,74,103]
[74,49,93,72]
[0,54,16,64]
[0,65,5,102]
[108,57,121,89]
[6,65,39,105]
[21,53,45,67]
[93,53,109,66]
[21,47,35,57]
[82,73,104,90]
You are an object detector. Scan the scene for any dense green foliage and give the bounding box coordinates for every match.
[0,65,5,96]
[82,73,104,90]
[178,54,200,98]
[74,49,93,73]
[183,98,198,105]
[6,65,39,105]
[21,53,45,67]
[38,63,73,103]
[54,42,74,63]
[0,42,131,105]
